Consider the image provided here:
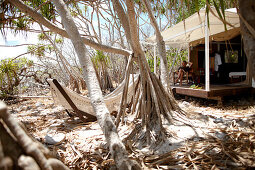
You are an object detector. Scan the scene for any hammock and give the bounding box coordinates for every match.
[47,74,139,119]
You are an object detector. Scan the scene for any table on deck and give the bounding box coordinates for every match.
[229,72,246,83]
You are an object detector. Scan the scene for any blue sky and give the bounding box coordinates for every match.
[5,40,19,46]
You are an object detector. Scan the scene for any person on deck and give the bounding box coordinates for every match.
[214,52,222,82]
[175,61,194,86]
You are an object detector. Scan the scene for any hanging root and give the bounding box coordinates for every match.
[115,54,133,127]
[0,101,70,170]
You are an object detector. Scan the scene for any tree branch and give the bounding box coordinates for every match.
[9,0,131,56]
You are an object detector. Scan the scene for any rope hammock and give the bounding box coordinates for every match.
[47,74,139,118]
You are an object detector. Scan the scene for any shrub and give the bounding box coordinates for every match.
[0,58,33,98]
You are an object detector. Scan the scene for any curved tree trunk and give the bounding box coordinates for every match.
[52,0,140,169]
[239,0,255,84]
[142,0,170,88]
[111,0,132,48]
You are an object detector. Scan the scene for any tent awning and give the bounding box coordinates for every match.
[147,8,240,49]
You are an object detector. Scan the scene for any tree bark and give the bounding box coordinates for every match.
[239,0,255,84]
[124,0,172,144]
[111,0,132,47]
[0,121,22,169]
[51,0,140,169]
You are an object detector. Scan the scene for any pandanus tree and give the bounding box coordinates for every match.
[92,50,114,92]
[1,0,255,169]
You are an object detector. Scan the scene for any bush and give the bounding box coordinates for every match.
[145,48,188,73]
[0,58,33,98]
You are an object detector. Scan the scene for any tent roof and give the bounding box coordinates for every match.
[147,8,240,49]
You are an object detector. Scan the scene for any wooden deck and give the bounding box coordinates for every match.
[171,83,254,101]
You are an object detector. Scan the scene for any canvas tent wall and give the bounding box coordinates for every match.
[147,8,240,49]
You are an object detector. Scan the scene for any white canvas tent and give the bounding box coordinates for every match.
[147,8,240,91]
[147,8,240,49]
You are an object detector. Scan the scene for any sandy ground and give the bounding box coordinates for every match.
[5,91,255,169]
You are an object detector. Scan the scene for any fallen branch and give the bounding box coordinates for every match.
[0,101,70,170]
[5,94,52,99]
[0,102,52,170]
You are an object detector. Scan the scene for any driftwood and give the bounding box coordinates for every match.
[0,101,69,170]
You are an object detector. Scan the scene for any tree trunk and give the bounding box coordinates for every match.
[114,0,185,147]
[239,0,255,84]
[111,0,132,47]
[51,0,140,169]
[142,0,170,88]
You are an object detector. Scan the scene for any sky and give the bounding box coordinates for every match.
[0,2,160,61]
[0,30,39,60]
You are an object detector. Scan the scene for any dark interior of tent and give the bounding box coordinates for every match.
[190,35,247,85]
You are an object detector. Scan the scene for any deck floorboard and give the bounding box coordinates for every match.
[171,83,253,100]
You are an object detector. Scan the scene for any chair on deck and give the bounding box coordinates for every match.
[173,62,194,85]
[173,71,190,85]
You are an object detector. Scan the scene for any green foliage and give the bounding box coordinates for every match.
[28,39,62,57]
[174,0,236,24]
[28,0,55,21]
[0,0,55,33]
[145,0,236,27]
[69,2,85,17]
[0,58,33,98]
[38,33,63,44]
[0,1,20,30]
[146,48,188,73]
[167,49,188,69]
[28,44,46,57]
[55,38,63,44]
[12,17,30,31]
[146,52,160,73]
[38,32,51,41]
[176,0,206,23]
[92,50,110,68]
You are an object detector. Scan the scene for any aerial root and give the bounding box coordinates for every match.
[117,71,189,148]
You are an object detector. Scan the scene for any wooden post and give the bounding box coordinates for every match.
[205,10,210,91]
